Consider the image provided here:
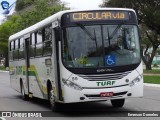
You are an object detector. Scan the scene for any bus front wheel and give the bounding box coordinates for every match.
[21,82,28,100]
[49,89,60,112]
[111,99,125,107]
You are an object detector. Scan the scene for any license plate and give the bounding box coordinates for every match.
[100,92,113,97]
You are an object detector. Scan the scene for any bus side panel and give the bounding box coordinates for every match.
[9,61,19,92]
[29,56,54,99]
[9,60,26,93]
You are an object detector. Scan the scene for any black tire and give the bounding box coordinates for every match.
[48,89,60,112]
[111,99,125,108]
[21,83,28,100]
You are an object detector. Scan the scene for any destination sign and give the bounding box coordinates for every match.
[70,11,129,22]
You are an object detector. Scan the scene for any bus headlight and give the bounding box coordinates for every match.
[62,78,83,91]
[129,75,142,87]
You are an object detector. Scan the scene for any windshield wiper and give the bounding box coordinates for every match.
[75,22,98,49]
[106,22,127,48]
[75,23,96,41]
[108,21,127,40]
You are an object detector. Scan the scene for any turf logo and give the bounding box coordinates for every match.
[96,81,116,86]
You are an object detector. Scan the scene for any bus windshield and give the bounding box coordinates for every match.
[62,24,140,68]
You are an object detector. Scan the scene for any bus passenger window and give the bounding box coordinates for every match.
[9,41,14,61]
[43,25,52,56]
[19,38,24,59]
[37,30,43,43]
[36,43,43,56]
[44,25,52,41]
[43,41,52,56]
[14,39,19,60]
[35,30,43,56]
[30,33,36,57]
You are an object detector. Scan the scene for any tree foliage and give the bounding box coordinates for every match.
[16,0,65,29]
[15,0,35,11]
[140,25,160,69]
[100,0,160,70]
[101,0,160,34]
[0,15,22,66]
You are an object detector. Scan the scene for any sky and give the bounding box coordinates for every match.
[0,0,103,24]
[61,0,103,9]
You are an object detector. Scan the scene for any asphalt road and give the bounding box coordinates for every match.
[0,71,160,120]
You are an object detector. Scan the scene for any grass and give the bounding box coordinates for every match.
[143,69,160,74]
[143,69,160,84]
[143,75,160,84]
[0,66,6,71]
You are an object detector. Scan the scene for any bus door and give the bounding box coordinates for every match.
[52,24,63,101]
[24,35,31,97]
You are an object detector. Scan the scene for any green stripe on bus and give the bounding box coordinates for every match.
[23,71,36,76]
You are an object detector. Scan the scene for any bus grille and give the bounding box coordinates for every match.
[78,71,131,81]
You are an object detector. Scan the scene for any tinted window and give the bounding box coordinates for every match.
[43,25,52,56]
[14,39,19,60]
[30,33,36,57]
[35,30,43,56]
[19,38,24,59]
[9,41,14,61]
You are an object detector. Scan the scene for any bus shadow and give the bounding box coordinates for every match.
[59,102,134,117]
[16,95,135,117]
[16,95,50,109]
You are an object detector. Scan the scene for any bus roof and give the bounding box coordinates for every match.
[9,8,135,41]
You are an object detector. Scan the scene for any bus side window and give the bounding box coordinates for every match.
[14,39,19,60]
[35,30,43,57]
[9,41,14,61]
[43,25,52,56]
[19,37,24,59]
[30,33,36,57]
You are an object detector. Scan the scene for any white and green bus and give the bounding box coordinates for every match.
[9,8,143,111]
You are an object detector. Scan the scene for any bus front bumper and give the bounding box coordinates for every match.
[62,82,143,103]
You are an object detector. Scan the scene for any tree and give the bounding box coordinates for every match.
[140,25,160,69]
[15,0,34,11]
[100,0,160,70]
[0,15,22,67]
[15,0,66,29]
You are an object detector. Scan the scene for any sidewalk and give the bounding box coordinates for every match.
[144,83,160,88]
[143,73,160,76]
[0,70,9,73]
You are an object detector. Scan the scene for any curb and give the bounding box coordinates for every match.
[0,70,9,73]
[143,73,160,76]
[144,83,160,88]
